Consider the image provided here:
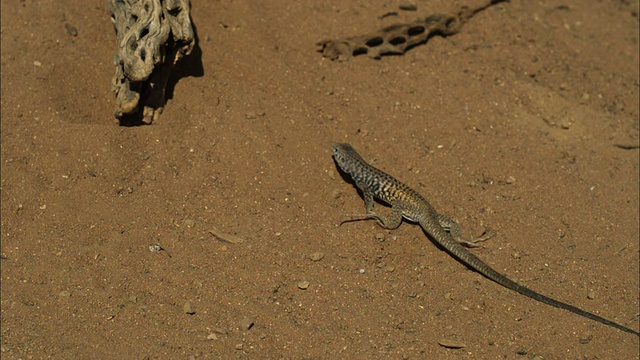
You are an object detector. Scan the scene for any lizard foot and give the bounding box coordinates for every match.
[456,229,496,248]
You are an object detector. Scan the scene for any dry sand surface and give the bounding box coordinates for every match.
[1,0,639,358]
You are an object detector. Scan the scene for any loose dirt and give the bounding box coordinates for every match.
[2,1,638,358]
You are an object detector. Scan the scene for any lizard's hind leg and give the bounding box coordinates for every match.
[437,213,495,247]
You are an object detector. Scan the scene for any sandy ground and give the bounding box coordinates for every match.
[1,0,639,358]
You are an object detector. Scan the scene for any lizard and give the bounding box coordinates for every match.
[331,142,639,336]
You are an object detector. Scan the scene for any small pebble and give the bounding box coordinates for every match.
[399,4,417,11]
[183,218,195,228]
[184,302,195,315]
[579,335,593,344]
[235,343,244,350]
[211,327,228,335]
[59,290,71,297]
[239,317,254,331]
[206,333,218,340]
[64,23,78,37]
[308,252,324,261]
[438,339,466,349]
[245,111,264,119]
[587,290,596,300]
[374,233,385,241]
[297,280,310,290]
[559,119,573,129]
[506,176,516,184]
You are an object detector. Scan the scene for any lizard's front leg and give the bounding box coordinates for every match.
[340,186,403,229]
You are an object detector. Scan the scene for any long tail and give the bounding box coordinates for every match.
[430,225,639,336]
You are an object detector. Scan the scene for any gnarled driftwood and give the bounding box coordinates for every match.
[108,0,195,124]
[317,0,507,61]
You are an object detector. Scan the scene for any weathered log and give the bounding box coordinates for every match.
[317,0,507,61]
[108,0,195,124]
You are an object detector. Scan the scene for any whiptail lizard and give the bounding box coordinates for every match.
[331,142,639,336]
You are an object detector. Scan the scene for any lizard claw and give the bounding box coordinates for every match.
[457,229,496,248]
[338,213,380,226]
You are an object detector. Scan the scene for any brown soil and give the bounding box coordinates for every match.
[1,1,639,358]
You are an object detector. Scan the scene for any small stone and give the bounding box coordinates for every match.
[332,189,342,199]
[245,111,264,119]
[587,290,596,300]
[579,335,593,344]
[184,302,195,315]
[374,233,385,241]
[308,252,324,261]
[235,343,244,350]
[65,23,78,37]
[206,333,218,340]
[559,119,573,129]
[384,265,395,272]
[183,218,195,228]
[211,327,228,335]
[59,290,71,297]
[33,60,42,67]
[239,317,254,331]
[506,176,516,184]
[297,280,310,290]
[149,244,161,252]
[511,252,521,259]
[399,4,417,11]
[438,339,466,349]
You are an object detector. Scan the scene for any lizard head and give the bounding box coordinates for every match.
[331,143,364,175]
